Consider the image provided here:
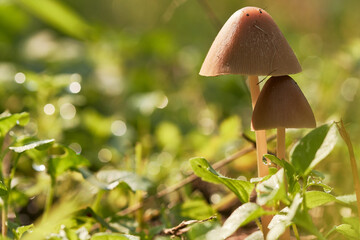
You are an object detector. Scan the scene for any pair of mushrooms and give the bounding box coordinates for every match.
[200,6,315,238]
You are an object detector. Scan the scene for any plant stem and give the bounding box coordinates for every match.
[43,176,56,220]
[276,127,290,240]
[248,75,269,177]
[292,223,300,240]
[336,120,360,219]
[1,196,7,236]
[248,75,270,237]
[276,127,286,161]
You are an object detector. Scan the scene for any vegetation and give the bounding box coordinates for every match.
[1,0,360,239]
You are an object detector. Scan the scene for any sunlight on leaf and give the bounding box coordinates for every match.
[244,230,264,240]
[207,203,269,240]
[256,169,286,206]
[79,168,152,192]
[290,124,337,175]
[336,193,357,204]
[190,157,254,203]
[267,194,302,240]
[0,112,29,137]
[10,139,54,153]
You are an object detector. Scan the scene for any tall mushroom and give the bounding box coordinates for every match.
[200,6,301,177]
[199,7,301,237]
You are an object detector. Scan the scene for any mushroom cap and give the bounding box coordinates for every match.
[200,7,302,77]
[252,75,316,130]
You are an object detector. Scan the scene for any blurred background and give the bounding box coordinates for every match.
[1,0,360,237]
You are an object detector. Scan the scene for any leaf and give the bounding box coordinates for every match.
[9,139,54,153]
[264,154,298,194]
[91,233,140,240]
[208,203,269,240]
[190,157,254,203]
[256,169,286,206]
[16,0,90,39]
[14,224,34,240]
[0,112,29,137]
[244,230,264,240]
[305,191,336,209]
[180,199,215,220]
[290,124,337,175]
[0,181,8,197]
[267,194,302,240]
[79,168,153,192]
[293,209,325,240]
[48,145,90,178]
[335,224,360,239]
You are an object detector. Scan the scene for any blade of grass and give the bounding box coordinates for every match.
[336,120,360,219]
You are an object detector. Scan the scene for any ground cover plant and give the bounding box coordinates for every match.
[1,0,360,239]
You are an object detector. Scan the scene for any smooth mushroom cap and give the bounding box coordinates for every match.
[200,7,302,77]
[252,75,316,130]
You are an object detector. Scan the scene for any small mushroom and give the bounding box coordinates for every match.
[252,75,316,161]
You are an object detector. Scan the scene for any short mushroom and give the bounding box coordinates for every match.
[200,6,301,179]
[252,75,316,162]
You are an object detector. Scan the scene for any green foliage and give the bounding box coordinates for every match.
[48,145,90,178]
[209,203,269,239]
[0,1,358,239]
[290,124,337,175]
[189,157,254,203]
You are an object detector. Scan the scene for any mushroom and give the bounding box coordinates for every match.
[252,75,316,162]
[200,6,301,182]
[199,7,302,238]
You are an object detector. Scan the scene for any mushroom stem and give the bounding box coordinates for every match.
[248,75,271,237]
[248,75,269,176]
[276,127,291,240]
[276,127,286,161]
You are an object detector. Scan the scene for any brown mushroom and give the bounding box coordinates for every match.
[200,6,301,180]
[252,75,316,162]
[199,7,302,238]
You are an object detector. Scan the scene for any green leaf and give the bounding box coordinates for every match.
[9,139,54,153]
[79,168,152,192]
[305,191,336,209]
[48,145,90,178]
[293,210,325,240]
[16,0,90,39]
[190,157,254,203]
[256,169,286,206]
[96,169,153,192]
[14,224,34,240]
[91,233,140,240]
[335,224,360,239]
[336,193,357,204]
[264,154,298,194]
[290,124,337,175]
[207,203,269,240]
[267,194,302,240]
[180,199,215,220]
[0,181,8,197]
[0,112,29,137]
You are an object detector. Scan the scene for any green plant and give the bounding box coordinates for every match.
[190,123,360,239]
